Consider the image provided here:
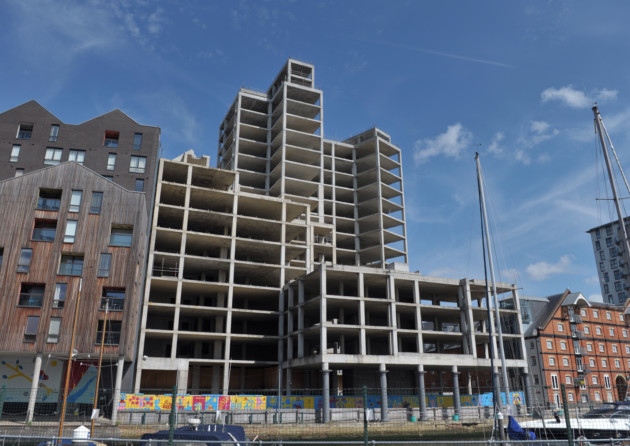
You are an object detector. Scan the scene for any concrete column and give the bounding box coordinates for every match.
[322,363,331,423]
[417,365,427,421]
[26,353,42,422]
[452,365,461,417]
[111,356,125,424]
[521,368,532,415]
[379,363,388,422]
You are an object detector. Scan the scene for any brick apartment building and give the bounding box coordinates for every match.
[524,290,630,408]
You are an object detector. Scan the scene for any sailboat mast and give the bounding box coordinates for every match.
[475,153,511,413]
[592,106,630,266]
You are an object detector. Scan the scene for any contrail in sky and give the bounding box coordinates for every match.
[358,37,515,69]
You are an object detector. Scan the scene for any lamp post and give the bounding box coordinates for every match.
[90,298,108,437]
[58,278,82,440]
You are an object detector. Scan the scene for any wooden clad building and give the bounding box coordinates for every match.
[0,162,148,421]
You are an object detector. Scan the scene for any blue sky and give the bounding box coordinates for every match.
[3,0,630,301]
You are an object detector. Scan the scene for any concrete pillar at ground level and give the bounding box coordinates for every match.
[111,356,125,425]
[452,365,461,417]
[379,363,388,422]
[27,354,42,422]
[322,364,331,423]
[522,369,532,415]
[417,365,427,421]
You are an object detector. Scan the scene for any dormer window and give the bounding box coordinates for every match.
[17,123,33,139]
[104,130,119,148]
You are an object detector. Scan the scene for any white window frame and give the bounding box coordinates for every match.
[47,317,61,343]
[130,155,147,173]
[10,144,20,162]
[69,190,82,213]
[44,148,63,165]
[68,149,86,165]
[551,375,559,390]
[64,220,77,243]
[107,153,117,171]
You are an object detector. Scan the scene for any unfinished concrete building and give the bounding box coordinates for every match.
[135,60,528,420]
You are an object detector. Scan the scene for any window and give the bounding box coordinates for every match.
[104,130,119,148]
[602,359,607,367]
[599,344,605,352]
[0,247,3,270]
[592,375,598,385]
[546,340,553,349]
[560,341,567,350]
[17,123,33,139]
[37,188,62,211]
[68,149,86,165]
[24,316,39,342]
[64,220,77,243]
[596,326,602,335]
[596,241,601,250]
[604,284,610,293]
[89,192,103,214]
[69,190,82,213]
[606,237,613,247]
[583,326,590,334]
[624,329,629,338]
[606,226,613,236]
[130,155,147,173]
[604,272,609,282]
[581,308,587,317]
[58,254,84,276]
[589,358,596,367]
[606,311,612,320]
[96,320,121,345]
[534,375,540,385]
[551,375,559,389]
[18,284,45,307]
[53,283,67,308]
[10,144,20,162]
[107,153,117,170]
[49,124,59,142]
[615,359,621,368]
[557,323,564,332]
[549,357,556,366]
[17,248,32,273]
[110,226,133,247]
[15,168,24,177]
[102,287,125,310]
[600,261,605,272]
[595,391,601,402]
[568,393,574,402]
[610,328,615,336]
[593,310,599,318]
[621,314,625,322]
[626,345,630,354]
[135,178,144,192]
[44,147,63,165]
[32,219,57,242]
[565,375,572,384]
[97,253,112,278]
[587,343,593,352]
[47,318,61,343]
[103,175,113,181]
[133,133,143,149]
[562,357,569,367]
[605,375,611,389]
[611,258,618,268]
[530,356,537,366]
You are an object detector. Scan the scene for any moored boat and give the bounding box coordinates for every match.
[518,401,630,440]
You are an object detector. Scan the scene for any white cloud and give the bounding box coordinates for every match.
[514,149,530,165]
[487,132,505,155]
[541,85,618,108]
[413,123,472,164]
[526,255,572,280]
[530,120,550,134]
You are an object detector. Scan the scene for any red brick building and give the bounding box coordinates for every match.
[524,290,630,408]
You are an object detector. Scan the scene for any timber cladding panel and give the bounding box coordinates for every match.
[0,162,148,361]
